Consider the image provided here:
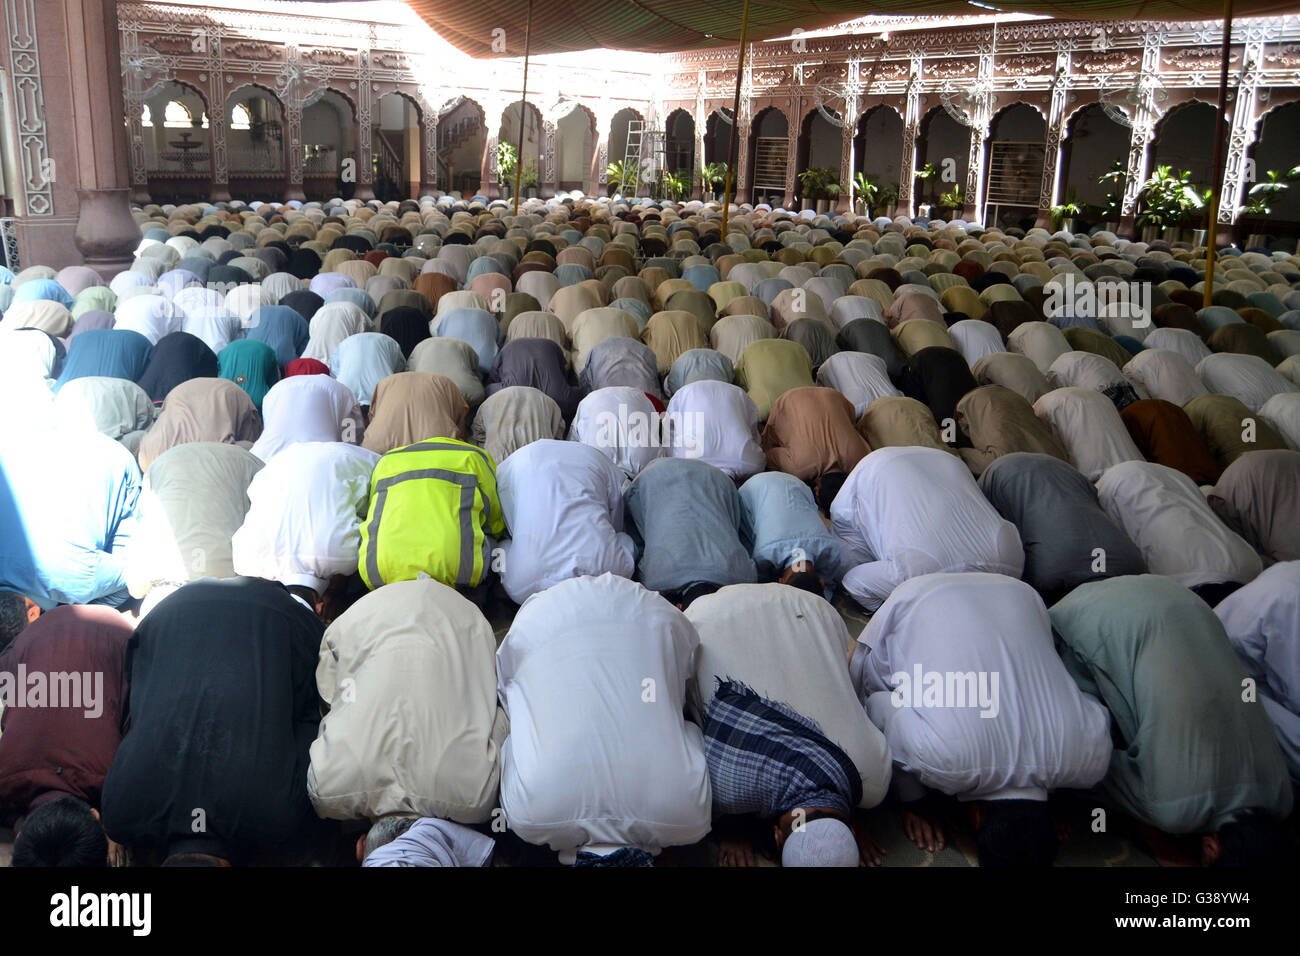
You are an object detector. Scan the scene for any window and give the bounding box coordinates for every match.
[163,100,192,128]
[141,104,152,128]
[231,103,252,131]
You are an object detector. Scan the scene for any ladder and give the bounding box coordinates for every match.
[622,120,666,198]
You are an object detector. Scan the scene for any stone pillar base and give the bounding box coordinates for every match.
[130,185,151,205]
[285,183,307,202]
[353,183,376,202]
[1033,209,1052,230]
[962,202,979,222]
[1118,214,1136,240]
[211,184,232,203]
[74,187,139,280]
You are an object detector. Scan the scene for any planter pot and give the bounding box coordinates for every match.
[525,185,539,199]
[1192,229,1208,247]
[1140,225,1161,243]
[1060,217,1075,234]
[1101,221,1118,233]
[815,198,831,214]
[1246,232,1268,249]
[1162,226,1180,243]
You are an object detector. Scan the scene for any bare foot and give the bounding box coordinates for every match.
[903,807,945,853]
[716,836,756,867]
[1134,823,1200,867]
[854,826,887,867]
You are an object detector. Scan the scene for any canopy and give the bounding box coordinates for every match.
[400,0,1289,57]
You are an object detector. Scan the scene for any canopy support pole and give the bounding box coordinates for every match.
[720,0,752,238]
[513,0,535,217]
[1203,0,1234,307]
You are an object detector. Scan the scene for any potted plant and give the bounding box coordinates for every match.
[520,160,539,198]
[698,161,727,201]
[659,170,689,202]
[796,167,825,212]
[497,141,517,198]
[605,159,630,197]
[824,177,842,214]
[1137,166,1203,243]
[914,162,937,206]
[1239,167,1298,246]
[937,183,964,219]
[853,171,878,217]
[1097,159,1126,232]
[877,185,899,218]
[1050,187,1084,233]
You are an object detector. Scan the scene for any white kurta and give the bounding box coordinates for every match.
[569,386,667,479]
[1260,392,1300,451]
[1215,561,1300,781]
[1123,348,1208,407]
[829,445,1025,611]
[1142,327,1212,367]
[1096,460,1262,588]
[947,319,1007,370]
[248,375,364,462]
[1196,353,1298,413]
[497,440,636,604]
[1033,387,1144,482]
[850,572,1111,801]
[496,574,711,860]
[231,441,379,593]
[685,583,893,808]
[663,379,765,478]
[816,351,901,418]
[309,578,508,822]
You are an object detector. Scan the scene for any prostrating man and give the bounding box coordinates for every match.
[1215,562,1300,782]
[1208,449,1300,564]
[624,457,757,605]
[762,386,870,483]
[829,445,1024,611]
[1051,575,1295,865]
[1,604,132,867]
[496,439,635,604]
[496,574,711,865]
[1096,460,1262,603]
[686,584,893,866]
[978,452,1146,604]
[570,386,667,479]
[662,379,765,479]
[231,441,378,613]
[357,437,504,598]
[0,425,142,610]
[851,573,1112,866]
[360,816,495,868]
[310,579,507,856]
[125,442,264,612]
[737,471,841,595]
[101,578,326,865]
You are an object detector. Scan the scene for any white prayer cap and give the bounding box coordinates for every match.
[781,817,858,868]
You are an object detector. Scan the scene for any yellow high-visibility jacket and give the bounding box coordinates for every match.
[358,437,504,590]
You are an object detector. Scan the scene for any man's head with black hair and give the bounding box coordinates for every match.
[814,472,849,516]
[975,799,1057,867]
[668,581,721,610]
[0,590,38,653]
[1206,809,1298,867]
[12,795,107,867]
[782,571,824,597]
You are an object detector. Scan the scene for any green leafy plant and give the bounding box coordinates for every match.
[937,183,964,212]
[519,160,539,188]
[853,172,879,215]
[698,161,728,194]
[606,159,632,192]
[914,162,937,203]
[797,166,839,201]
[661,170,689,201]
[1136,165,1204,230]
[497,141,518,180]
[1241,167,1300,217]
[878,185,899,212]
[1050,187,1084,230]
[1097,158,1127,223]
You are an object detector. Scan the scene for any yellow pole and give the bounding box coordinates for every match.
[1203,0,1234,307]
[720,0,752,238]
[513,0,534,218]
